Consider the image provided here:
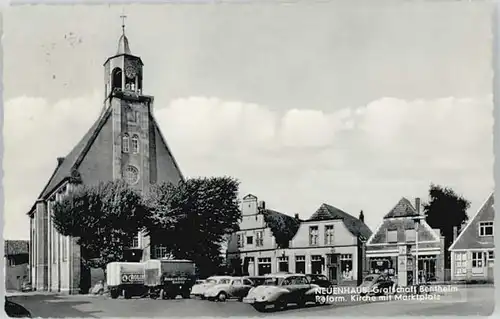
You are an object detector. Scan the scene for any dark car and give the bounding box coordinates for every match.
[358,274,394,296]
[306,274,332,288]
[5,298,31,318]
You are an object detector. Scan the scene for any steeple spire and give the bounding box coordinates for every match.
[116,14,131,55]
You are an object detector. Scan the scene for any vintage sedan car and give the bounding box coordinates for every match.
[204,277,254,301]
[359,274,395,296]
[190,276,232,299]
[243,273,319,312]
[306,274,332,288]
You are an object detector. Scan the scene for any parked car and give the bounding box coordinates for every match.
[306,274,332,288]
[243,273,319,312]
[5,298,31,318]
[204,277,254,302]
[359,274,394,296]
[190,276,233,299]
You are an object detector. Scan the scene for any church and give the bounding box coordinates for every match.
[27,24,184,294]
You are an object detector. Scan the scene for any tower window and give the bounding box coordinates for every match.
[124,165,139,185]
[112,68,122,91]
[131,135,140,154]
[122,133,130,153]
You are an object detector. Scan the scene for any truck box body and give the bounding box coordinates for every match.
[144,259,196,287]
[106,262,146,287]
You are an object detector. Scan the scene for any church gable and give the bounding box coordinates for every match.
[77,111,114,185]
[35,111,112,203]
[149,116,183,185]
[449,193,494,251]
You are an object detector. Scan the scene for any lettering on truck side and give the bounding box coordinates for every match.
[121,273,145,284]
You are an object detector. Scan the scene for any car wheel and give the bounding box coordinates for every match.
[110,289,119,299]
[123,290,131,299]
[297,297,306,308]
[274,297,287,310]
[217,292,227,302]
[253,303,267,312]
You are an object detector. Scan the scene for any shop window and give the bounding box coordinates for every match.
[340,254,353,280]
[472,252,483,268]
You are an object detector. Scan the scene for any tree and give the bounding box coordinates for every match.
[263,211,301,249]
[52,180,151,272]
[146,176,241,278]
[423,184,470,268]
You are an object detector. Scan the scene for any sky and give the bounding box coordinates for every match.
[3,2,495,240]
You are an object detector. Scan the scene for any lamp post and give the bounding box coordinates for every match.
[413,215,426,285]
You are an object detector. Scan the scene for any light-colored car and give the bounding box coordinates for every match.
[204,277,254,302]
[243,273,319,312]
[190,276,233,299]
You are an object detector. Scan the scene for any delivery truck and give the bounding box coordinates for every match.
[144,259,196,299]
[107,262,147,299]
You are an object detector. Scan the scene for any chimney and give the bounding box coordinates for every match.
[359,210,365,223]
[415,198,421,214]
[294,213,299,220]
[453,226,458,241]
[57,157,65,167]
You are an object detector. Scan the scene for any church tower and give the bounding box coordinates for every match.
[103,19,153,192]
[28,18,184,294]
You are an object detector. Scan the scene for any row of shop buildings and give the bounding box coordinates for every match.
[226,193,495,286]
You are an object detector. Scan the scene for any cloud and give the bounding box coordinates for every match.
[3,94,493,239]
[3,92,101,239]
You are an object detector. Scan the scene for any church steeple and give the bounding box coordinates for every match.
[103,15,144,100]
[117,14,131,55]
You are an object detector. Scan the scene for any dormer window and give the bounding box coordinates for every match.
[131,135,139,154]
[122,134,130,153]
[479,221,494,237]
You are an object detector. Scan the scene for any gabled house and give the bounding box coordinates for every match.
[366,197,445,287]
[449,193,494,282]
[227,194,371,285]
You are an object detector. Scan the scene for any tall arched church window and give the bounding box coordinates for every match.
[112,68,122,91]
[131,134,140,154]
[122,133,130,153]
